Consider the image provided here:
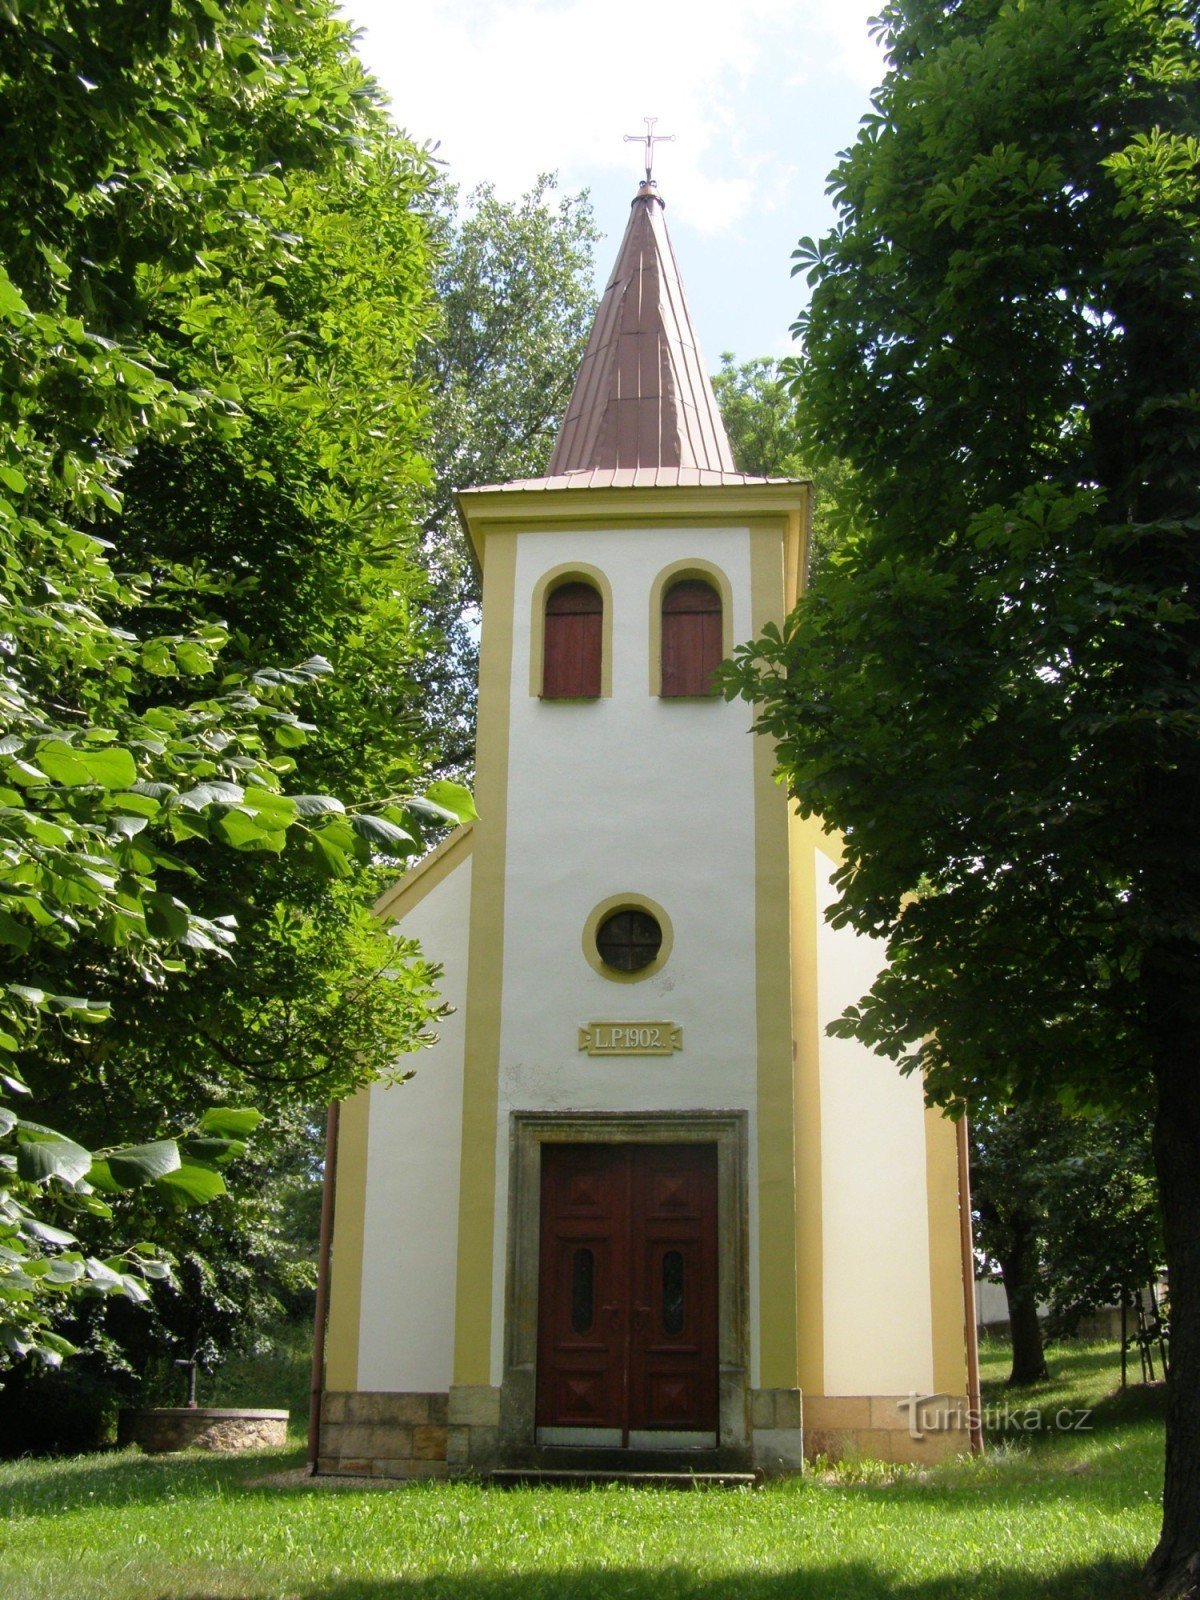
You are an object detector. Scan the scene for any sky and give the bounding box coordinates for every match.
[337,0,889,365]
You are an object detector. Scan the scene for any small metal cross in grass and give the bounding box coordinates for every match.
[175,1350,199,1409]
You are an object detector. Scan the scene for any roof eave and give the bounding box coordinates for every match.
[456,478,812,595]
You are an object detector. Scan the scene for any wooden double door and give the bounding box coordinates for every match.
[535,1143,719,1445]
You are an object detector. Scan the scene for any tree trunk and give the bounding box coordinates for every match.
[1145,1038,1200,1598]
[999,1228,1049,1386]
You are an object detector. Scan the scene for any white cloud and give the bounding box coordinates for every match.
[339,0,885,234]
[813,2,888,92]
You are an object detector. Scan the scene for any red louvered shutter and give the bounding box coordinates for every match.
[543,581,602,698]
[661,580,722,696]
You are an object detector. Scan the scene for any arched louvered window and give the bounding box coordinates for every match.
[661,578,722,697]
[542,580,602,698]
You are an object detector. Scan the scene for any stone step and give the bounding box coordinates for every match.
[487,1468,759,1490]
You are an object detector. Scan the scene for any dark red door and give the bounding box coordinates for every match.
[536,1144,718,1441]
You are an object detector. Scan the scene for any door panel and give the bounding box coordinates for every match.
[628,1144,719,1433]
[536,1143,718,1442]
[536,1145,628,1431]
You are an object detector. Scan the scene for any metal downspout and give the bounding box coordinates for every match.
[307,1101,341,1475]
[956,1108,984,1454]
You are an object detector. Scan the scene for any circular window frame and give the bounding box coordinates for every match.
[582,893,673,984]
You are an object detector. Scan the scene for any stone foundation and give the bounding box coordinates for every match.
[748,1387,805,1473]
[118,1407,288,1453]
[319,1386,969,1477]
[447,1383,501,1474]
[317,1391,449,1478]
[803,1393,972,1464]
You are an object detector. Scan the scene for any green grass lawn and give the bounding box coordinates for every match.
[0,1340,1164,1600]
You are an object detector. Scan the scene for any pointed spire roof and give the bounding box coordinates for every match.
[546,183,737,478]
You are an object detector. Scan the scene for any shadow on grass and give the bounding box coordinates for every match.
[0,1443,308,1516]
[0,1433,1160,1522]
[979,1370,1166,1456]
[163,1559,1145,1600]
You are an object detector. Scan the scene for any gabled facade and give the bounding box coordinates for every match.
[316,184,973,1480]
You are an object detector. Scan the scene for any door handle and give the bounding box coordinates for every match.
[602,1302,622,1328]
[632,1303,651,1328]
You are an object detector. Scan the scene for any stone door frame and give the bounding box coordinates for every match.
[498,1110,751,1463]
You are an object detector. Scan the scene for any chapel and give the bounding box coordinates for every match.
[314,177,976,1479]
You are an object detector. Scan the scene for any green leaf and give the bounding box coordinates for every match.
[37,1331,81,1357]
[0,911,31,953]
[119,1273,150,1304]
[211,808,269,848]
[144,893,189,940]
[243,787,298,826]
[84,1160,120,1193]
[85,1258,124,1290]
[16,1130,92,1186]
[110,791,162,819]
[20,1218,76,1247]
[309,831,352,878]
[175,640,213,675]
[0,265,29,319]
[30,743,88,786]
[106,1140,181,1187]
[181,1137,246,1166]
[157,1164,226,1204]
[82,748,141,789]
[423,780,478,823]
[36,742,138,790]
[198,1107,262,1138]
[175,781,245,810]
[406,796,463,828]
[291,793,345,818]
[43,1258,86,1285]
[351,813,419,853]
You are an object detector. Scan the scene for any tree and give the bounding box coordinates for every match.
[413,176,601,777]
[711,353,858,572]
[723,2,1199,1589]
[0,0,460,1369]
[971,1101,1160,1386]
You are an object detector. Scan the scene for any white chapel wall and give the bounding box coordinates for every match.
[814,849,936,1396]
[490,523,764,1384]
[355,853,472,1392]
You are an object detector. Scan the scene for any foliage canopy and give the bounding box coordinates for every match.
[0,0,469,1371]
[725,0,1199,1587]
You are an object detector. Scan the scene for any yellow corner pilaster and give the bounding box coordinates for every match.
[790,811,825,1395]
[750,522,801,1388]
[926,1103,969,1395]
[451,529,518,1386]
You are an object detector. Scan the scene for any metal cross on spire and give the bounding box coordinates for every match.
[624,116,675,185]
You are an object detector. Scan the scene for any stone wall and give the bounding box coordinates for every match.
[803,1393,972,1464]
[118,1408,288,1453]
[317,1391,449,1478]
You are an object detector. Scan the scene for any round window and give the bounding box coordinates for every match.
[595,908,663,973]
